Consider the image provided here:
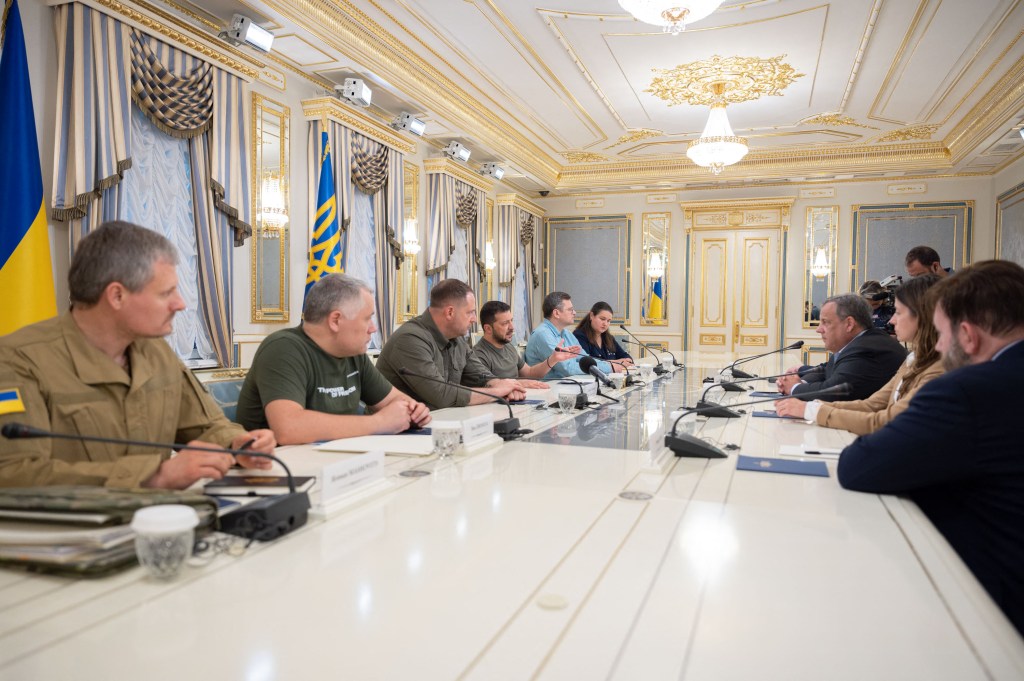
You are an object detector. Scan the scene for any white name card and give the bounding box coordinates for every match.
[320,450,385,503]
[462,414,494,446]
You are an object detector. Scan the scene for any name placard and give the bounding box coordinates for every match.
[462,414,494,446]
[320,451,385,503]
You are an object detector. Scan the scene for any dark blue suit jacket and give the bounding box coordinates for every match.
[838,340,1024,635]
[572,330,632,362]
[793,328,906,401]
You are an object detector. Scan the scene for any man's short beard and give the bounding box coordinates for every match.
[941,336,971,371]
[495,334,512,345]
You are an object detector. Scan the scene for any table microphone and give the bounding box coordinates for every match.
[618,325,682,367]
[722,340,804,379]
[701,370,794,397]
[396,368,531,439]
[579,357,621,403]
[664,383,851,459]
[0,422,309,542]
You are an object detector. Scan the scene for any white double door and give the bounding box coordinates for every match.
[687,228,782,355]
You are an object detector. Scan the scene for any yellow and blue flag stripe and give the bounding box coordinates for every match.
[0,0,57,335]
[648,277,664,319]
[304,130,344,300]
[0,388,26,416]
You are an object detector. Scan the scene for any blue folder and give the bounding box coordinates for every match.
[751,410,800,419]
[736,455,829,477]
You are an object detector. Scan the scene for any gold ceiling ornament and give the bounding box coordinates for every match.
[799,113,878,130]
[877,124,941,142]
[647,55,803,107]
[608,128,663,147]
[564,151,609,163]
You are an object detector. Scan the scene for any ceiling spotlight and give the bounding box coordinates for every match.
[443,142,471,162]
[337,78,372,108]
[220,15,274,52]
[1019,127,1024,141]
[391,112,426,137]
[480,163,505,180]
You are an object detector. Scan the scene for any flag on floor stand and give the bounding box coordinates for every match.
[648,277,663,319]
[304,130,344,300]
[0,0,57,335]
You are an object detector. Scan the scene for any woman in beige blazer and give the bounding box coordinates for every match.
[775,274,944,435]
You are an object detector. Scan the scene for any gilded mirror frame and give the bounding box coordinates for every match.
[250,93,290,323]
[640,211,670,326]
[802,206,838,329]
[396,160,420,322]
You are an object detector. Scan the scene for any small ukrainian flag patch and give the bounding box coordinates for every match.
[0,389,26,415]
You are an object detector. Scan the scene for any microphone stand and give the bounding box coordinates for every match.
[397,368,532,439]
[723,341,804,379]
[619,337,667,375]
[701,370,793,398]
[618,325,682,368]
[0,423,309,542]
[664,383,851,459]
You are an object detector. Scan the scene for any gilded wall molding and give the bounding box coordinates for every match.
[81,0,262,79]
[302,98,417,154]
[260,0,561,185]
[496,193,545,216]
[423,158,496,193]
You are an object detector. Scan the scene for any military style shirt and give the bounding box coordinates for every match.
[0,315,244,488]
[469,338,524,379]
[376,311,495,409]
[235,326,393,431]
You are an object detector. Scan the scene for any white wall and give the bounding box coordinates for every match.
[535,174,998,351]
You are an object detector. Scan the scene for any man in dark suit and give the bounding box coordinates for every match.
[776,294,906,401]
[838,260,1024,635]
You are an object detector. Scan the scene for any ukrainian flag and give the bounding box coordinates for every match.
[304,130,344,299]
[0,0,57,335]
[648,277,663,319]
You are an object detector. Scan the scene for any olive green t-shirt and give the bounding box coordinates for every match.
[236,326,393,431]
[469,338,524,379]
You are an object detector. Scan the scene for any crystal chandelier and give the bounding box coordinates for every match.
[403,218,421,256]
[686,83,748,175]
[811,247,830,279]
[259,174,288,231]
[618,0,724,34]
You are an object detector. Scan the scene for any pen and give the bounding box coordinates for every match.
[238,438,257,452]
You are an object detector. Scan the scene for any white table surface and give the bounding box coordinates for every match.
[1,365,1022,680]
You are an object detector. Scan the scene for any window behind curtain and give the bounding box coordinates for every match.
[120,106,217,363]
[513,239,529,343]
[346,190,382,349]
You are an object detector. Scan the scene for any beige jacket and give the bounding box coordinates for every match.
[814,358,945,435]
[0,315,244,488]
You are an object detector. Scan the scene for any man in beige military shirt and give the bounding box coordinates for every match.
[0,221,276,489]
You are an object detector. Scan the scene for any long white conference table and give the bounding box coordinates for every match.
[1,360,1023,680]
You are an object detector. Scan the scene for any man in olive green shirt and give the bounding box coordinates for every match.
[376,279,526,409]
[0,221,276,489]
[236,274,430,444]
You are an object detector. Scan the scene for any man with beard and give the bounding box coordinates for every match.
[838,260,1024,636]
[470,301,578,388]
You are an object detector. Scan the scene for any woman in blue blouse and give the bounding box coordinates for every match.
[573,302,634,368]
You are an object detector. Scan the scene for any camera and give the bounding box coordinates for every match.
[861,276,902,334]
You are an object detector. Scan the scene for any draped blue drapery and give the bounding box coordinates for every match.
[50,3,251,367]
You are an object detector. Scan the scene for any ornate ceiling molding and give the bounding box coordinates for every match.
[424,158,496,193]
[302,98,417,154]
[647,55,802,107]
[260,0,561,185]
[607,129,663,147]
[799,113,878,130]
[496,193,546,216]
[564,151,609,163]
[557,142,951,189]
[945,52,1024,164]
[877,124,940,143]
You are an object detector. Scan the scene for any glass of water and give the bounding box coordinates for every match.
[557,387,577,415]
[431,422,462,458]
[639,364,655,383]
